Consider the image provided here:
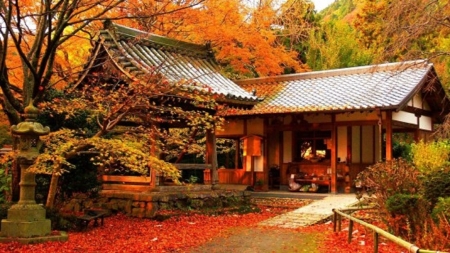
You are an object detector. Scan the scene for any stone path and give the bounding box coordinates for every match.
[258,194,359,228]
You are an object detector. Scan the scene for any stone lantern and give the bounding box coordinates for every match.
[0,103,67,243]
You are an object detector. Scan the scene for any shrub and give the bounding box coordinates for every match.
[386,194,422,215]
[422,170,450,208]
[411,140,450,174]
[0,154,13,203]
[432,197,450,222]
[356,159,423,235]
[356,158,422,201]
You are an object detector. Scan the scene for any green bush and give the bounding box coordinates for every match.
[45,207,78,231]
[0,157,12,204]
[422,170,450,208]
[386,194,422,215]
[431,197,450,221]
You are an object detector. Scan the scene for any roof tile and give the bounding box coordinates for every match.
[99,23,259,105]
[225,60,433,115]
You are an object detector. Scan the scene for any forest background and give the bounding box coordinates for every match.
[1,0,449,127]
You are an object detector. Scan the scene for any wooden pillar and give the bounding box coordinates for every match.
[206,129,219,186]
[234,139,240,169]
[331,114,337,193]
[414,113,421,142]
[263,118,269,190]
[385,111,393,161]
[377,109,383,162]
[150,131,157,188]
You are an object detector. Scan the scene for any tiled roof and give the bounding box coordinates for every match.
[225,60,442,115]
[97,23,259,105]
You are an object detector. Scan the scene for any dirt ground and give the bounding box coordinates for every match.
[188,226,324,253]
[189,197,323,253]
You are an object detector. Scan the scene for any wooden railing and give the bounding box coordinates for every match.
[102,175,152,191]
[332,208,448,253]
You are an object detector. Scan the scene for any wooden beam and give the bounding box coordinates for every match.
[401,106,433,117]
[173,164,212,170]
[267,120,379,132]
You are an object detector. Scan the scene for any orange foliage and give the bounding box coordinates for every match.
[119,0,307,77]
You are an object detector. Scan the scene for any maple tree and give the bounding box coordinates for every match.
[0,0,226,206]
[127,0,311,77]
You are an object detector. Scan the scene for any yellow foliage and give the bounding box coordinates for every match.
[411,140,450,174]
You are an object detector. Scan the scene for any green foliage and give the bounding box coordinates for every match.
[392,141,412,160]
[411,140,450,174]
[355,158,422,233]
[0,153,13,203]
[187,175,198,184]
[422,170,450,208]
[432,197,450,222]
[0,124,12,147]
[386,194,422,215]
[306,21,373,70]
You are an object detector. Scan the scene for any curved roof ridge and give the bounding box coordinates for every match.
[235,59,431,85]
[103,21,213,59]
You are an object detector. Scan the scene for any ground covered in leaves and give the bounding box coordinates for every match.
[0,198,404,253]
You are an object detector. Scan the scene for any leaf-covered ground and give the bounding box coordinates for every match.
[0,199,404,253]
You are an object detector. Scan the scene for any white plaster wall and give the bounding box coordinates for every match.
[217,120,244,136]
[420,116,433,131]
[337,126,347,163]
[352,126,361,163]
[393,111,417,125]
[283,131,293,163]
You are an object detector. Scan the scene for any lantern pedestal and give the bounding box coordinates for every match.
[0,103,67,244]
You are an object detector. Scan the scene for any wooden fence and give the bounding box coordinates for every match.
[332,208,448,253]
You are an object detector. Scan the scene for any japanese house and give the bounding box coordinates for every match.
[84,23,450,193]
[217,60,450,193]
[80,22,258,190]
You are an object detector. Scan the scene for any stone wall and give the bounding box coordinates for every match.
[61,188,251,218]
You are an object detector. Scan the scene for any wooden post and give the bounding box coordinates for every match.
[150,131,157,188]
[333,211,337,232]
[206,129,219,186]
[348,220,354,243]
[263,118,269,190]
[331,114,337,193]
[386,111,393,161]
[377,109,382,162]
[414,113,421,142]
[235,139,240,169]
[373,231,379,253]
[338,212,342,231]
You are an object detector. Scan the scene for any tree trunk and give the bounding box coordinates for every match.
[46,167,61,209]
[11,159,20,202]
